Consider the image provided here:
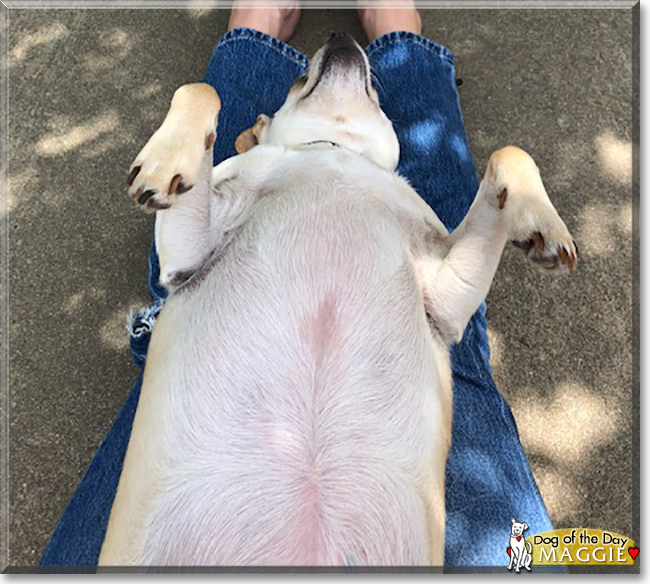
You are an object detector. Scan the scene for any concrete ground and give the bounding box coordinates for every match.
[4,6,637,569]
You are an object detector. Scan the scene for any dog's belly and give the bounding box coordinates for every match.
[110,185,450,566]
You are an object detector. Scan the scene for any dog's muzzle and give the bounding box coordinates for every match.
[316,33,367,83]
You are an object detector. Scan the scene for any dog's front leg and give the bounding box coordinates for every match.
[127,84,284,292]
[420,146,578,344]
[127,83,223,290]
[516,548,525,572]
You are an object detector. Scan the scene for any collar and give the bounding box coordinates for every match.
[300,140,341,149]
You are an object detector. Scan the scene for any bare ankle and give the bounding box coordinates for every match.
[228,2,300,43]
[358,2,422,42]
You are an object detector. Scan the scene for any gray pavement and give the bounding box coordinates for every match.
[5,6,636,568]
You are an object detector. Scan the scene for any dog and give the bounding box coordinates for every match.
[508,518,533,572]
[98,34,577,566]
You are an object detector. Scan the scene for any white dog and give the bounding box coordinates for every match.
[508,518,533,572]
[98,34,577,566]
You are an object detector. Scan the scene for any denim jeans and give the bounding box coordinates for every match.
[40,28,557,569]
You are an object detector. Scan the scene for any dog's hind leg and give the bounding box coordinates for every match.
[419,146,578,345]
[524,542,533,571]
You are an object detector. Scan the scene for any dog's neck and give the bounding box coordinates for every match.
[294,139,395,173]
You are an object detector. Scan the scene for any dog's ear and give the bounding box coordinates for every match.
[235,114,271,154]
[511,518,516,524]
[523,523,529,531]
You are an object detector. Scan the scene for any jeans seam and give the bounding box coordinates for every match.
[365,30,455,66]
[218,27,309,71]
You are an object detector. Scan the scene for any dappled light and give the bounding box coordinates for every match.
[100,304,142,351]
[404,118,442,153]
[83,28,135,72]
[487,327,504,370]
[4,167,38,219]
[36,111,120,156]
[534,466,583,524]
[10,22,68,63]
[186,4,219,19]
[511,382,621,469]
[577,202,632,256]
[595,131,632,187]
[129,81,163,102]
[62,288,108,316]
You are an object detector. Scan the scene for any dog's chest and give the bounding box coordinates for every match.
[152,156,449,464]
[133,159,451,564]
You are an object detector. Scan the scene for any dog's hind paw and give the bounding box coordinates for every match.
[485,146,579,275]
[512,226,578,274]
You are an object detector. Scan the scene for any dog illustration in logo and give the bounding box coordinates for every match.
[507,518,532,572]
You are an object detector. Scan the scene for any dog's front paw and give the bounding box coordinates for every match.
[127,84,220,213]
[512,222,578,274]
[127,127,215,213]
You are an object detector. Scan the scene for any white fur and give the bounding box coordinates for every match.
[100,39,576,567]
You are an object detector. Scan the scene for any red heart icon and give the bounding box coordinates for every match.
[517,537,522,541]
[507,548,512,556]
[629,548,639,560]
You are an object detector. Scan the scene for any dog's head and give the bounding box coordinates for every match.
[510,518,529,537]
[236,33,400,170]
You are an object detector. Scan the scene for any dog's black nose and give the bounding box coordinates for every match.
[327,32,356,46]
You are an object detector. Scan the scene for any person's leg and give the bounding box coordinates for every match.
[39,375,143,569]
[228,1,301,44]
[361,7,560,569]
[39,10,308,568]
